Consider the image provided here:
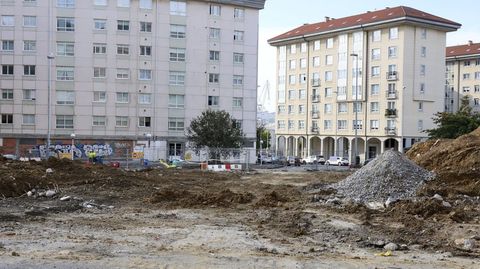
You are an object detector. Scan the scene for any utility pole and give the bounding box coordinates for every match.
[350,53,359,167]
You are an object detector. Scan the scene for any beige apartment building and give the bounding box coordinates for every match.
[445,41,480,112]
[0,0,265,160]
[268,6,460,163]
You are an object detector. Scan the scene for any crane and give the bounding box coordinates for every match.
[257,80,271,112]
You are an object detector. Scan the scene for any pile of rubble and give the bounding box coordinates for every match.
[332,150,435,204]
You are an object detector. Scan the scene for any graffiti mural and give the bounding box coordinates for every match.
[36,143,114,159]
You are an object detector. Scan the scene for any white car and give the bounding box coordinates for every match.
[325,156,349,166]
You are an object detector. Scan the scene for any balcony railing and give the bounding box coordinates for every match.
[311,111,320,119]
[311,127,319,133]
[311,94,320,102]
[387,71,398,81]
[311,78,321,86]
[385,108,397,117]
[385,127,397,136]
[386,90,397,99]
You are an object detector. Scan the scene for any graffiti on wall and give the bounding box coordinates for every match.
[36,143,114,159]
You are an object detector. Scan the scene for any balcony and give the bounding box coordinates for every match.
[311,126,319,133]
[387,71,398,81]
[385,127,397,136]
[311,94,320,103]
[385,108,397,117]
[386,90,397,99]
[311,111,320,119]
[311,78,321,86]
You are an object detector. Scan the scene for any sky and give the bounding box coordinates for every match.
[257,0,480,112]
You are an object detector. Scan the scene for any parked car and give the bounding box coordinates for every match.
[325,156,349,166]
[1,154,17,160]
[287,156,301,166]
[272,156,287,165]
[301,155,326,165]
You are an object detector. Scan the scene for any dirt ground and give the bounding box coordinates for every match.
[0,159,479,268]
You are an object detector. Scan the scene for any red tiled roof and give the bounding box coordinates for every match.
[268,6,461,44]
[446,43,480,58]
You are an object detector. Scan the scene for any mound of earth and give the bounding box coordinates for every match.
[332,150,434,203]
[149,188,255,208]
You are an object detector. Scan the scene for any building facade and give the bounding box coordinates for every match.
[268,6,460,163]
[0,0,265,160]
[445,41,480,112]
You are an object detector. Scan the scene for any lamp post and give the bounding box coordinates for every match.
[70,133,75,160]
[146,133,152,148]
[46,0,54,156]
[350,53,359,167]
[260,140,264,165]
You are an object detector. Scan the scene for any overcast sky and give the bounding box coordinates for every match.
[257,0,480,111]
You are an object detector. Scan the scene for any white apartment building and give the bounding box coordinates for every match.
[445,41,480,112]
[268,6,460,163]
[0,0,265,160]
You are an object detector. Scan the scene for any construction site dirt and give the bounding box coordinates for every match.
[0,153,479,268]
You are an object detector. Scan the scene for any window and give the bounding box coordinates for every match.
[57,42,74,56]
[313,56,320,67]
[370,102,379,112]
[233,97,243,108]
[2,65,14,75]
[139,45,151,56]
[288,90,296,100]
[353,120,363,130]
[169,48,186,61]
[314,40,320,50]
[170,1,186,16]
[299,73,307,84]
[94,0,107,6]
[23,41,36,52]
[210,5,221,16]
[326,38,333,48]
[277,120,285,129]
[464,61,471,67]
[463,86,470,93]
[209,50,220,61]
[421,28,427,39]
[421,46,427,57]
[117,20,130,31]
[23,65,36,76]
[301,43,307,53]
[116,92,129,103]
[389,27,398,39]
[94,19,106,30]
[298,105,305,114]
[371,48,381,60]
[298,120,305,130]
[371,66,380,77]
[209,28,220,39]
[420,83,425,94]
[1,16,15,26]
[290,44,296,54]
[475,98,480,106]
[138,117,151,127]
[337,120,347,130]
[140,21,152,32]
[93,67,106,78]
[1,89,13,100]
[23,16,37,27]
[337,86,347,99]
[209,73,219,83]
[169,71,185,85]
[289,60,296,70]
[372,30,381,42]
[233,75,243,86]
[277,105,286,114]
[324,120,332,130]
[325,55,333,65]
[93,43,107,54]
[324,103,332,114]
[57,17,75,31]
[371,84,379,95]
[93,91,106,102]
[92,116,106,126]
[288,120,295,130]
[2,40,14,51]
[233,30,244,42]
[23,114,35,125]
[299,89,306,99]
[169,94,184,108]
[418,101,423,112]
[168,118,184,131]
[234,8,244,19]
[475,72,480,80]
[353,102,363,113]
[325,71,333,81]
[139,0,152,9]
[233,53,244,64]
[170,24,186,38]
[1,114,13,124]
[476,59,480,66]
[116,116,128,127]
[288,75,296,85]
[23,89,35,100]
[370,120,379,130]
[57,0,75,8]
[418,120,423,131]
[325,87,332,97]
[138,93,151,104]
[117,44,129,55]
[475,85,480,93]
[56,90,75,105]
[338,103,347,113]
[463,73,471,80]
[116,68,129,79]
[117,0,130,7]
[138,69,152,80]
[420,65,426,76]
[388,46,397,58]
[208,96,219,106]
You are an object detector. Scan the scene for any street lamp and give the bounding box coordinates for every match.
[70,133,75,160]
[260,140,264,165]
[350,53,359,166]
[146,133,152,148]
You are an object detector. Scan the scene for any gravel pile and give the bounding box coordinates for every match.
[332,150,435,203]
